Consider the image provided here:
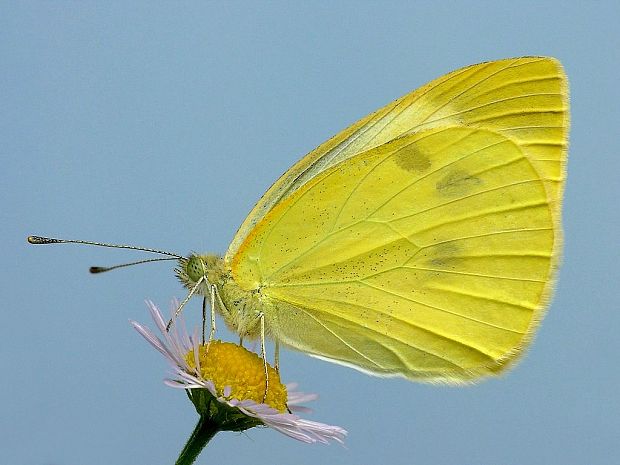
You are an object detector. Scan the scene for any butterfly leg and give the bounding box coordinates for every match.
[207,285,218,344]
[259,312,269,402]
[201,297,207,345]
[166,276,204,331]
[273,340,290,412]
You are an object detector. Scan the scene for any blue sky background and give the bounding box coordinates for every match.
[3,2,619,464]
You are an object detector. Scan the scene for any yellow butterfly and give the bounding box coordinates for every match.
[30,57,569,384]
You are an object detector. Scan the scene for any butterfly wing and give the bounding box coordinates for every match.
[226,57,568,382]
[226,56,568,261]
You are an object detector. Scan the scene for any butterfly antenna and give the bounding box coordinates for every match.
[27,235,183,257]
[89,257,179,274]
[27,235,184,274]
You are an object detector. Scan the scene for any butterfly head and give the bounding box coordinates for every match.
[175,253,222,297]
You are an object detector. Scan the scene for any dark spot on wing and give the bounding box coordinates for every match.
[436,170,482,197]
[393,144,431,173]
[427,242,460,268]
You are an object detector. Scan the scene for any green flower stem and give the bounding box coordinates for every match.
[175,415,220,465]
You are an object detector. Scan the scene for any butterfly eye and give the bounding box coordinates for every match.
[186,255,206,283]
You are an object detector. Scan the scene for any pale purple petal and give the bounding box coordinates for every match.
[287,390,319,406]
[170,298,193,350]
[287,386,318,413]
[241,406,347,444]
[130,320,183,368]
[164,378,204,389]
[145,300,168,334]
[218,395,347,444]
[192,330,201,376]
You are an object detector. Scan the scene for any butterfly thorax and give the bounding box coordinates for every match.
[176,253,264,339]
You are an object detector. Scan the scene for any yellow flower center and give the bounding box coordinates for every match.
[185,340,288,413]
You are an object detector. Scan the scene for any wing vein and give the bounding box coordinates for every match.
[417,227,553,248]
[428,283,538,311]
[400,265,547,283]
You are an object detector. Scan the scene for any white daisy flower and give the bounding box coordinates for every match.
[131,300,347,456]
